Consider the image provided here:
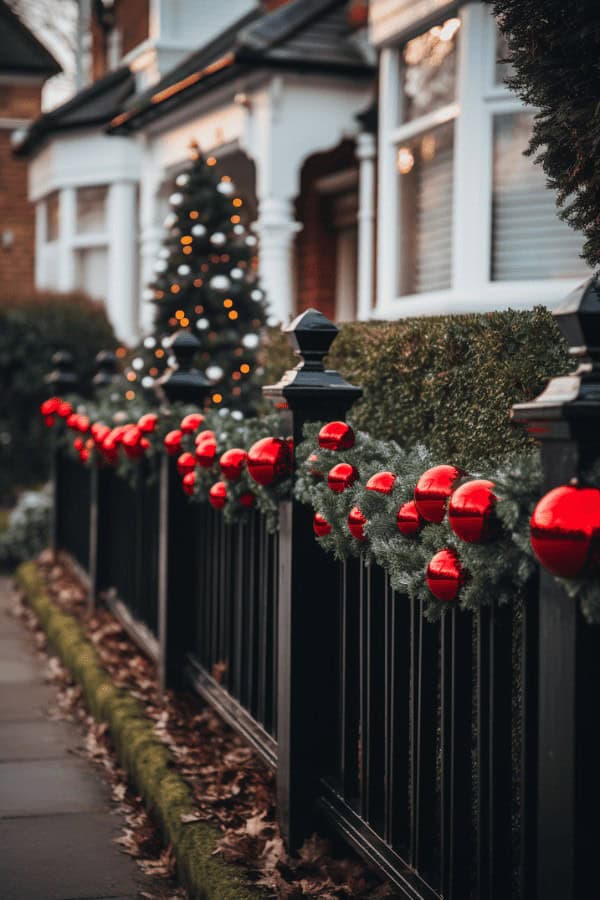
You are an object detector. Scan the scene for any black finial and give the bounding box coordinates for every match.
[553,277,600,368]
[155,331,211,405]
[45,350,78,395]
[92,350,119,390]
[284,308,339,372]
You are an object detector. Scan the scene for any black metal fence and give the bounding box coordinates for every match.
[49,295,600,900]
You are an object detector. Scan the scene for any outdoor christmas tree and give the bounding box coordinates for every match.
[142,143,268,413]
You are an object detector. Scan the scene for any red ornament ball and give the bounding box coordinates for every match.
[182,471,196,497]
[313,512,332,537]
[328,463,359,493]
[238,492,255,508]
[366,471,396,494]
[448,479,498,543]
[247,437,292,486]
[195,428,215,446]
[73,437,84,452]
[91,423,110,445]
[66,413,79,430]
[209,481,228,510]
[396,500,424,537]
[181,413,205,434]
[530,485,600,578]
[177,451,196,476]
[318,421,355,451]
[414,465,464,523]
[219,448,247,481]
[122,426,145,459]
[40,397,60,416]
[164,429,183,455]
[138,413,158,433]
[195,432,217,468]
[348,506,367,541]
[44,415,55,428]
[57,401,72,419]
[426,549,465,602]
[79,448,89,463]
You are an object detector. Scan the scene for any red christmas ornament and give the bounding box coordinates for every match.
[40,397,60,416]
[138,413,158,433]
[239,492,255,508]
[195,429,215,446]
[57,401,72,418]
[101,432,120,465]
[348,506,367,541]
[366,471,396,494]
[73,437,84,452]
[318,421,355,451]
[396,500,424,537]
[66,413,79,430]
[182,471,196,496]
[91,423,110,445]
[530,485,600,578]
[77,416,90,433]
[328,463,359,493]
[426,549,465,602]
[79,448,89,463]
[44,415,55,428]
[181,413,205,434]
[177,451,196,476]
[122,426,145,459]
[209,481,228,509]
[313,512,332,537]
[220,448,247,481]
[449,479,498,543]
[195,433,217,468]
[247,437,292,486]
[164,429,183,455]
[414,465,464,523]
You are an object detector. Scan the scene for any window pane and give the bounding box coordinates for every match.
[491,112,588,281]
[76,185,108,234]
[402,18,460,122]
[75,245,108,301]
[398,121,454,294]
[46,192,59,242]
[495,22,514,84]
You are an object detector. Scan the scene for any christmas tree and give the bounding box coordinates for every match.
[141,144,268,413]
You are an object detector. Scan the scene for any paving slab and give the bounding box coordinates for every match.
[0,681,54,721]
[0,757,109,817]
[0,719,81,761]
[0,656,43,684]
[0,811,148,900]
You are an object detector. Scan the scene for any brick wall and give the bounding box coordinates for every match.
[92,0,150,79]
[0,83,43,294]
[294,140,357,320]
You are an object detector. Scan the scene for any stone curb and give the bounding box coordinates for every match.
[16,562,266,900]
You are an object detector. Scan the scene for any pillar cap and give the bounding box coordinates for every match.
[155,331,211,406]
[45,350,78,394]
[92,350,119,389]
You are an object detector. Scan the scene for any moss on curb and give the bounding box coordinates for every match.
[16,562,266,900]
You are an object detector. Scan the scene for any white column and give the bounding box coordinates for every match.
[107,180,138,344]
[139,224,162,333]
[57,186,76,292]
[356,131,377,320]
[34,200,47,288]
[253,196,301,325]
[376,47,400,312]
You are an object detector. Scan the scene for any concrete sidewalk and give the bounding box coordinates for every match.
[0,576,173,900]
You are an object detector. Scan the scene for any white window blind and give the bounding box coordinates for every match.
[414,134,454,292]
[492,112,588,281]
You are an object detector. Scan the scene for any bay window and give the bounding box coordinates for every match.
[376,2,589,317]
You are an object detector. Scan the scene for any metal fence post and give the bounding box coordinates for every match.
[512,278,600,900]
[156,332,211,691]
[44,351,78,555]
[263,309,362,850]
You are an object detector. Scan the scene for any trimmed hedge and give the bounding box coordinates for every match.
[263,307,572,468]
[16,562,265,900]
[0,291,116,500]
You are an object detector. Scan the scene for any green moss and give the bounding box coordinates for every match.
[16,562,266,900]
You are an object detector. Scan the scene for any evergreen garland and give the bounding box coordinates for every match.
[488,0,600,269]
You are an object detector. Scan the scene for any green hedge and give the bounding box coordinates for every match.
[0,291,116,500]
[263,307,572,468]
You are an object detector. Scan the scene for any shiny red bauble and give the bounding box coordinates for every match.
[366,471,396,494]
[57,401,72,418]
[122,427,145,459]
[73,437,83,452]
[44,415,55,428]
[177,451,196,476]
[182,471,196,496]
[195,433,217,468]
[79,448,89,463]
[91,423,110,445]
[77,416,90,433]
[138,412,158,433]
[348,506,367,541]
[530,485,600,578]
[426,549,465,602]
[313,512,332,537]
[328,463,359,493]
[396,500,424,537]
[414,465,464,523]
[66,413,79,430]
[209,481,228,509]
[239,492,255,508]
[195,429,215,446]
[247,437,292,486]
[40,397,60,416]
[164,429,183,455]
[448,479,498,543]
[181,413,205,434]
[318,421,355,451]
[220,448,247,481]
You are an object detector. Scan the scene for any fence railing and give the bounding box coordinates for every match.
[48,288,600,900]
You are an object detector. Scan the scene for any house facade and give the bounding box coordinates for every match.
[15,0,590,343]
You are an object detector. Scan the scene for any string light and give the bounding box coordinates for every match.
[155,290,164,299]
[126,371,136,382]
[155,349,165,358]
[221,175,231,182]
[175,309,185,319]
[183,246,192,255]
[181,235,193,245]
[180,317,190,327]
[207,156,217,166]
[223,298,233,308]
[126,390,135,400]
[149,367,158,376]
[116,347,127,358]
[193,280,203,288]
[232,387,241,397]
[212,393,223,403]
[231,215,241,224]
[189,210,199,219]
[232,372,241,381]
[240,363,250,374]
[194,304,204,313]
[232,198,242,208]
[397,146,415,175]
[170,284,180,293]
[228,310,238,320]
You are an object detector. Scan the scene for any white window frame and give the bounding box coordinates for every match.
[375,1,588,319]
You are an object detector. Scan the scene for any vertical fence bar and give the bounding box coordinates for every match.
[263,309,362,850]
[513,279,600,900]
